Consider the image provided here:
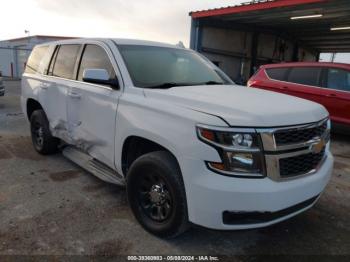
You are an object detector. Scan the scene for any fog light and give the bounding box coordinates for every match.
[226,152,263,174]
[232,153,253,166]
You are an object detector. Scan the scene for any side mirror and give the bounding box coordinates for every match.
[82,69,119,89]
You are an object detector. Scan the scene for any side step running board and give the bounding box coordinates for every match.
[62,146,125,186]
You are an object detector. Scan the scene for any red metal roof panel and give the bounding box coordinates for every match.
[190,0,328,19]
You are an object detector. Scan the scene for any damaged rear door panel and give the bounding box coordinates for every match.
[43,44,82,140]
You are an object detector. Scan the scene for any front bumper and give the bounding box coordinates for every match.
[180,152,333,230]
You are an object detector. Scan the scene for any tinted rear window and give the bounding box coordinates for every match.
[25,46,49,74]
[52,44,81,79]
[327,68,350,92]
[265,68,289,81]
[287,67,322,87]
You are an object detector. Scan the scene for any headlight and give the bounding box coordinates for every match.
[197,125,265,178]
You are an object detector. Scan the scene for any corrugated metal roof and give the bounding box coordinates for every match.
[190,0,327,18]
[190,0,278,15]
[190,0,350,52]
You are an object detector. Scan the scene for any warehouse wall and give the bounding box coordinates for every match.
[195,25,318,83]
[201,27,252,55]
[299,47,317,62]
[257,33,294,62]
[202,52,243,82]
[200,27,252,83]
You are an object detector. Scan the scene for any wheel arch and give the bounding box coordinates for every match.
[26,98,43,120]
[121,135,181,177]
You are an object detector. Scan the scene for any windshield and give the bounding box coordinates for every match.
[118,45,232,89]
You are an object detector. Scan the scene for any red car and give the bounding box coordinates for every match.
[248,62,350,126]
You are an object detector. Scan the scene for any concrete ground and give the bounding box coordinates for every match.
[0,81,349,257]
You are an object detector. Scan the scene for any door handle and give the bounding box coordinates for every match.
[327,93,337,97]
[68,92,81,99]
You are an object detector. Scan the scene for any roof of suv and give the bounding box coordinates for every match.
[261,62,350,70]
[37,38,183,49]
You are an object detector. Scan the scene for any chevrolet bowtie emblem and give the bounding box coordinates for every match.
[311,139,325,154]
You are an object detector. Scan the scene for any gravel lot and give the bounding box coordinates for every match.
[0,81,349,257]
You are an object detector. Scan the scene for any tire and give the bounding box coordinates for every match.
[127,151,189,238]
[30,109,59,155]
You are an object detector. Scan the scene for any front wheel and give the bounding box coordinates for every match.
[127,151,189,238]
[30,109,59,155]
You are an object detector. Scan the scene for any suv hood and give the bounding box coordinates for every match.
[144,85,328,127]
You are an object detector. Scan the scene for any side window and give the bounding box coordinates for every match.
[326,68,350,92]
[265,68,289,81]
[287,67,322,87]
[78,44,115,81]
[25,46,49,74]
[51,44,81,79]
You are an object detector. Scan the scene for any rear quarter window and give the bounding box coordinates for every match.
[25,46,49,74]
[265,68,289,81]
[287,67,322,87]
[326,68,350,92]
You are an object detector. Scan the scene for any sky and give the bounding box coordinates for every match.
[0,0,244,46]
[0,0,348,60]
[320,53,350,63]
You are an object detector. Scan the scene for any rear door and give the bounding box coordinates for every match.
[284,66,324,103]
[66,42,122,168]
[318,67,350,125]
[44,44,82,140]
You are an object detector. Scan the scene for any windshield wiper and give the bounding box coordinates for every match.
[144,82,193,89]
[203,81,225,85]
[144,81,225,89]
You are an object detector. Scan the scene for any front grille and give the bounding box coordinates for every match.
[274,121,327,146]
[279,148,325,177]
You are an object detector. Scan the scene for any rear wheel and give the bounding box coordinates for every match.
[30,109,59,155]
[127,151,189,238]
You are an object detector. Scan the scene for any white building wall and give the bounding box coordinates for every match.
[0,48,16,77]
[0,36,71,77]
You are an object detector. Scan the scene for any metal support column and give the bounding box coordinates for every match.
[250,32,259,76]
[292,43,299,61]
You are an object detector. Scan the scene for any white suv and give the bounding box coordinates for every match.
[21,38,333,238]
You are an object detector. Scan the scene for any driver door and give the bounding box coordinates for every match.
[67,43,122,168]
